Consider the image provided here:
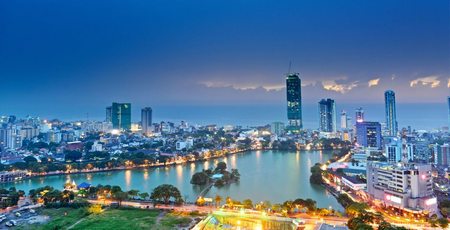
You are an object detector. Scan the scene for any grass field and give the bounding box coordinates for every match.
[17,207,199,230]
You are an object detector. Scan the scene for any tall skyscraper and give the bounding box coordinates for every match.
[318,99,336,132]
[106,106,112,122]
[111,102,131,130]
[141,107,153,135]
[340,110,348,130]
[385,90,398,136]
[355,107,364,123]
[356,121,382,149]
[286,73,302,130]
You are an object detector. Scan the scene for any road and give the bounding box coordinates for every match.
[88,199,443,230]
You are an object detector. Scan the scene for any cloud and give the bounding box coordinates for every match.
[410,76,441,88]
[447,78,450,88]
[199,81,285,91]
[368,78,380,87]
[321,80,358,94]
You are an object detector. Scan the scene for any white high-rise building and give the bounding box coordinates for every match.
[367,162,437,214]
[385,137,402,163]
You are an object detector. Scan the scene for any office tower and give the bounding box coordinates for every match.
[111,102,131,130]
[366,162,437,215]
[318,99,336,132]
[141,107,153,135]
[384,90,398,136]
[286,73,302,131]
[384,137,402,163]
[405,143,415,162]
[270,122,285,136]
[340,110,348,130]
[355,121,382,149]
[106,106,112,122]
[355,107,364,123]
[434,143,449,166]
[448,96,450,127]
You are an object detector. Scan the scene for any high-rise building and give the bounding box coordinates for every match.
[106,106,112,122]
[270,122,285,136]
[141,107,153,135]
[355,107,364,123]
[434,143,449,166]
[286,73,302,131]
[111,102,131,130]
[366,162,437,214]
[385,137,402,163]
[0,125,23,149]
[406,143,415,162]
[318,99,336,132]
[385,90,398,136]
[340,110,348,130]
[356,121,382,149]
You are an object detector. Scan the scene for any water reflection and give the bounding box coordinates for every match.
[1,150,343,210]
[143,169,148,181]
[230,155,237,169]
[125,170,131,189]
[176,165,183,183]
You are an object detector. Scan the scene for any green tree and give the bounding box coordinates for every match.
[150,184,183,205]
[437,218,449,229]
[347,217,373,230]
[113,191,128,206]
[346,202,369,217]
[139,192,150,200]
[215,162,227,173]
[23,156,38,164]
[242,199,253,209]
[65,151,82,162]
[127,189,139,199]
[190,172,210,185]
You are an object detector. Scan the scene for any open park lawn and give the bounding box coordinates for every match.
[18,207,196,230]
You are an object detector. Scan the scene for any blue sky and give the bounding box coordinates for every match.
[0,0,449,117]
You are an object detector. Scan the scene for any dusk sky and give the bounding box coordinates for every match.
[1,0,449,118]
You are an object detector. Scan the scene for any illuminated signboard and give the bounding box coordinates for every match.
[425,198,437,206]
[385,194,402,204]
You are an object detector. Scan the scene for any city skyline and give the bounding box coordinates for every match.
[0,0,449,115]
[0,1,449,229]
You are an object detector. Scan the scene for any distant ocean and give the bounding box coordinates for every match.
[7,103,448,131]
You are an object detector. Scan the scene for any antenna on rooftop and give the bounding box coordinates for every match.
[288,61,292,74]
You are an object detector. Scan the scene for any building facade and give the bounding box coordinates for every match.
[355,107,364,123]
[111,102,131,130]
[384,90,398,136]
[106,106,112,122]
[367,162,437,214]
[434,143,449,166]
[356,121,382,149]
[270,122,285,136]
[384,137,402,163]
[318,98,336,132]
[141,107,153,135]
[340,110,348,130]
[286,73,302,131]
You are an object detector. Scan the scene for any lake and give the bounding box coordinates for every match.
[1,150,343,210]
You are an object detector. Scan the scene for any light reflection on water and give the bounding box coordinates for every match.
[1,150,343,211]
